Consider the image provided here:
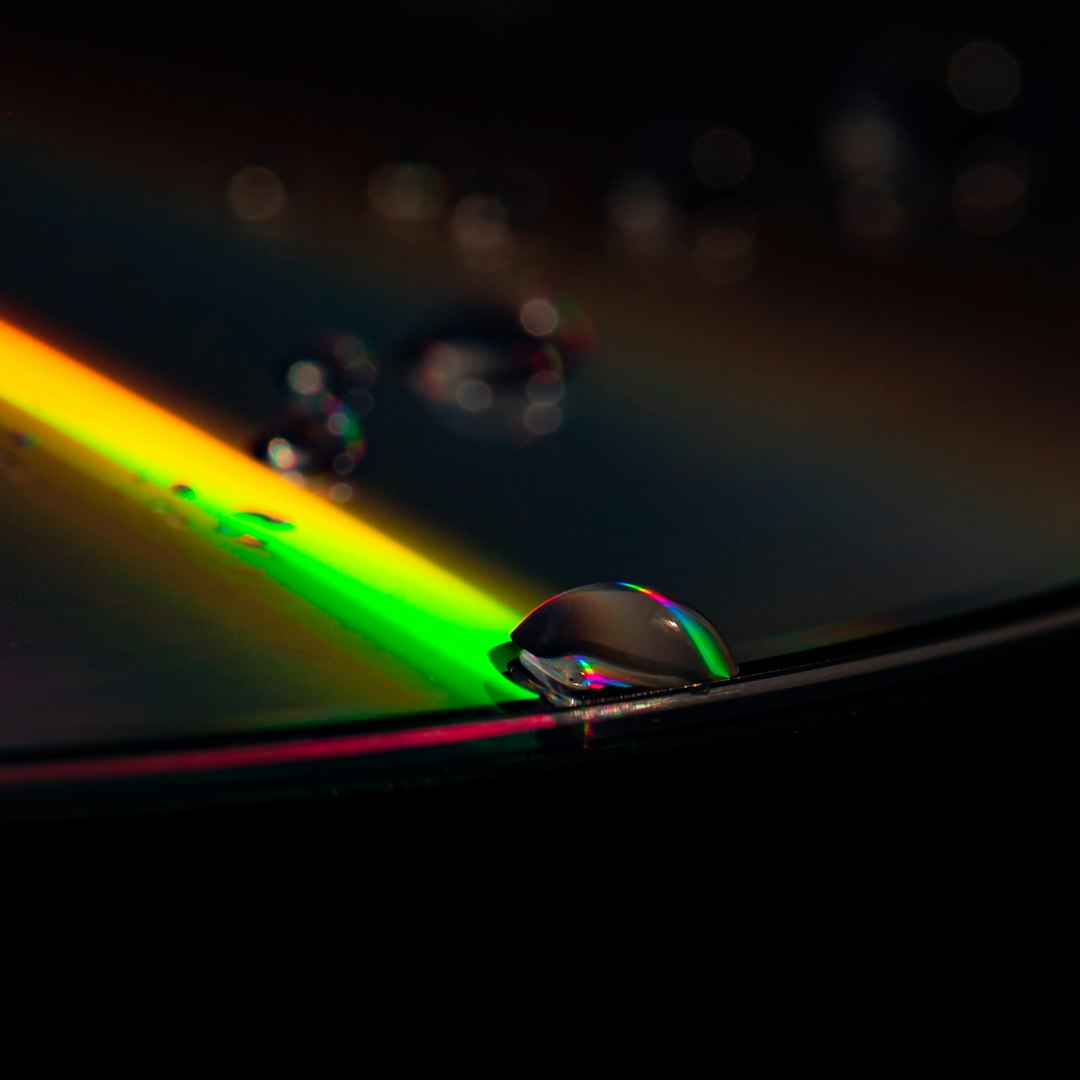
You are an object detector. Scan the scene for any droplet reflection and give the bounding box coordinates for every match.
[505,582,738,706]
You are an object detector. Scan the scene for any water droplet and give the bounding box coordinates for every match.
[10,432,37,450]
[328,482,353,504]
[170,483,196,500]
[234,511,295,531]
[504,582,738,705]
[234,534,267,549]
[405,299,593,444]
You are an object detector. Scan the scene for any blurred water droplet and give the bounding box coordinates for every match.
[170,483,196,500]
[235,534,267,549]
[607,171,685,253]
[405,298,593,444]
[692,128,753,190]
[227,165,288,222]
[949,41,1020,114]
[255,407,366,476]
[328,482,353,504]
[368,162,449,222]
[10,432,37,449]
[255,335,378,477]
[450,193,515,271]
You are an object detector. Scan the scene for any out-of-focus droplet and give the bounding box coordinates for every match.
[450,193,515,271]
[226,165,288,222]
[255,334,379,478]
[328,482,353,504]
[607,170,685,253]
[170,483,196,500]
[953,137,1028,234]
[405,298,593,444]
[949,42,1021,114]
[255,407,366,476]
[824,107,904,179]
[11,432,37,449]
[504,582,738,706]
[693,202,757,284]
[234,534,267,549]
[692,128,753,190]
[368,162,449,222]
[520,297,559,337]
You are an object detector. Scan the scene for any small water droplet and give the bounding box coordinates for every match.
[11,432,38,449]
[170,484,196,500]
[234,534,267,549]
[235,511,295,531]
[328,482,353,503]
[503,582,738,705]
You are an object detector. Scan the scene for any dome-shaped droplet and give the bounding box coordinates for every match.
[508,582,737,704]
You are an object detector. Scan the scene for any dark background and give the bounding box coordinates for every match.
[2,4,1077,829]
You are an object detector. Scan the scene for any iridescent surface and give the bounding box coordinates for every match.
[511,582,738,702]
[3,10,1080,760]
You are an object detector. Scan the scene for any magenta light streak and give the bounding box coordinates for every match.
[0,714,558,788]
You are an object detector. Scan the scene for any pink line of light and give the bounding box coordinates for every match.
[0,713,558,788]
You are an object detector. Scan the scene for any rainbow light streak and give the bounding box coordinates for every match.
[575,656,631,689]
[0,318,536,705]
[616,582,735,678]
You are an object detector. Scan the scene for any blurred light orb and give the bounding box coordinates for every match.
[693,202,757,284]
[286,361,324,396]
[607,171,681,252]
[226,165,287,222]
[523,402,562,435]
[406,297,591,444]
[824,108,903,178]
[949,42,1020,114]
[368,162,448,221]
[520,297,559,337]
[953,138,1028,233]
[451,193,515,271]
[456,378,494,411]
[692,128,753,190]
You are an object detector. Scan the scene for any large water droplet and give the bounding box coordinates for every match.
[405,298,593,445]
[504,582,738,705]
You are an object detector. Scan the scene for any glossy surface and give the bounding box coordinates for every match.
[510,582,737,702]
